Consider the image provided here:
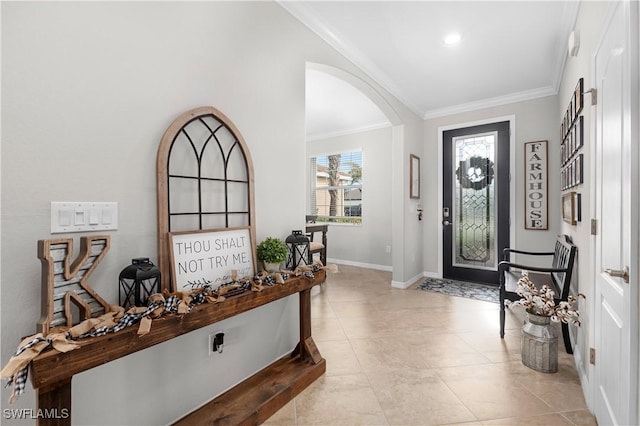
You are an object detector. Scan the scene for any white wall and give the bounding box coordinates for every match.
[423,96,560,275]
[307,126,393,269]
[1,2,423,424]
[556,0,610,402]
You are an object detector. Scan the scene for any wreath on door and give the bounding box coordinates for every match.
[456,156,495,190]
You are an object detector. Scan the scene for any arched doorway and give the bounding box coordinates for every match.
[305,63,406,283]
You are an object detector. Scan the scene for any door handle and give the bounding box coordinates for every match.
[605,266,629,283]
[442,220,452,226]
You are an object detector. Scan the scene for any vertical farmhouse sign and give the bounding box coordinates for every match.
[169,227,255,292]
[524,140,548,230]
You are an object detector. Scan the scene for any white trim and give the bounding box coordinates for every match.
[391,271,425,289]
[328,258,391,272]
[437,115,516,279]
[424,270,439,279]
[550,1,582,93]
[307,122,392,142]
[282,4,423,117]
[424,88,554,120]
[281,2,577,121]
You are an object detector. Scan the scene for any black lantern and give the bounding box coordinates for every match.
[286,230,310,270]
[119,258,161,309]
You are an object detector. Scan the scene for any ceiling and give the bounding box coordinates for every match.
[279,1,580,139]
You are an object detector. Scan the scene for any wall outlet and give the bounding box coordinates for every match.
[385,245,391,253]
[208,330,224,356]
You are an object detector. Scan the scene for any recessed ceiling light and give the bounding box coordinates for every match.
[443,33,462,46]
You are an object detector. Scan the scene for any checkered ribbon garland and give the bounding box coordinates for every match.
[2,336,47,403]
[1,333,79,404]
[2,262,326,404]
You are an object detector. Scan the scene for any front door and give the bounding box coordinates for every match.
[442,121,510,284]
[593,2,638,425]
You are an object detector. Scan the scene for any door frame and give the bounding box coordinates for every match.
[588,1,639,421]
[437,115,516,279]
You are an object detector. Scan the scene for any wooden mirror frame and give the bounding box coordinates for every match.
[156,107,256,292]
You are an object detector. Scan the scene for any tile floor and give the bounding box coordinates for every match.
[265,265,597,426]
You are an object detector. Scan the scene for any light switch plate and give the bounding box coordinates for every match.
[51,202,118,233]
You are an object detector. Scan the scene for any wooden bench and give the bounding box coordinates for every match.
[498,235,577,354]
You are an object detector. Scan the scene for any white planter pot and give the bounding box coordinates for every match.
[263,261,281,273]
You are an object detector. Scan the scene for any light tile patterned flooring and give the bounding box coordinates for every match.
[265,265,597,426]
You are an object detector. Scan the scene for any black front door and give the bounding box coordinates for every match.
[442,121,510,285]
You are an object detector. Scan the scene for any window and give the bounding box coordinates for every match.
[309,150,362,224]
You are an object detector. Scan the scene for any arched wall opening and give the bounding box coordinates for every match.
[305,62,405,283]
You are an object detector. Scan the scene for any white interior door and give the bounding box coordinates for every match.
[593,2,638,425]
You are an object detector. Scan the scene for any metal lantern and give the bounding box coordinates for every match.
[286,230,310,270]
[119,258,161,309]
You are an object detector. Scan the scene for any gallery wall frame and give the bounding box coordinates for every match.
[410,154,420,199]
[562,192,580,225]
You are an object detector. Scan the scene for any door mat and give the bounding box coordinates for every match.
[417,277,499,304]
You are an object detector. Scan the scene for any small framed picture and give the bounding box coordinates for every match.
[568,127,574,158]
[575,78,584,117]
[562,192,577,225]
[410,154,420,199]
[575,116,584,151]
[575,154,583,185]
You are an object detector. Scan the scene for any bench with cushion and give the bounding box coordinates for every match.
[498,235,577,353]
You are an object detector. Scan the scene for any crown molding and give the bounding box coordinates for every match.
[306,121,392,142]
[280,1,573,123]
[277,1,425,118]
[551,1,581,93]
[422,86,557,120]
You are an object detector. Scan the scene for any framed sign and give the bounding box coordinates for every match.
[524,140,548,230]
[169,227,255,292]
[410,154,420,199]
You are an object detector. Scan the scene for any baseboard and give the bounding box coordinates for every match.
[327,258,392,272]
[392,271,429,289]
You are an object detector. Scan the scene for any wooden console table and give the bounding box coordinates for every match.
[30,271,326,426]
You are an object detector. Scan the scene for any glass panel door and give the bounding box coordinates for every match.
[453,132,496,270]
[442,121,509,285]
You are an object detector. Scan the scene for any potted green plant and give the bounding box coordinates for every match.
[256,237,288,272]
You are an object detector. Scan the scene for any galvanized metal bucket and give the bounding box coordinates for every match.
[521,312,558,373]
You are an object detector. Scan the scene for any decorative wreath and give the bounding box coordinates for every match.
[456,156,495,190]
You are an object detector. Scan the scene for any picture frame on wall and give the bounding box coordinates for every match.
[410,154,420,199]
[575,116,584,151]
[562,192,577,225]
[575,154,583,185]
[575,77,584,118]
[524,140,548,230]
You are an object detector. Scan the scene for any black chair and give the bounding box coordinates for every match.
[498,235,577,353]
[305,216,327,266]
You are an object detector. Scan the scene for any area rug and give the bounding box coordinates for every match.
[417,277,499,304]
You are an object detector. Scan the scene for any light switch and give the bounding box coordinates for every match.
[51,202,118,233]
[58,210,71,226]
[102,208,112,224]
[89,208,100,225]
[74,209,85,225]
